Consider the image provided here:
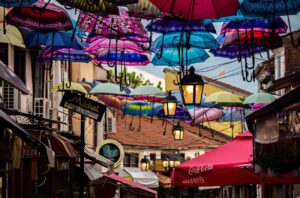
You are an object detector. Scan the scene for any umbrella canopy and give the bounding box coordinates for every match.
[0,0,37,7]
[86,37,146,57]
[127,0,164,19]
[210,45,267,59]
[152,32,218,50]
[123,101,154,116]
[204,10,261,23]
[220,17,288,34]
[6,0,73,31]
[97,95,123,110]
[94,51,150,66]
[0,24,25,48]
[189,108,224,124]
[77,10,147,37]
[171,131,259,187]
[38,47,91,63]
[155,104,192,120]
[243,92,276,105]
[239,0,300,17]
[0,61,29,94]
[206,91,243,107]
[149,0,239,20]
[146,20,216,33]
[51,82,88,94]
[152,47,209,66]
[56,0,119,14]
[130,85,164,96]
[86,33,149,43]
[24,31,83,49]
[90,82,127,95]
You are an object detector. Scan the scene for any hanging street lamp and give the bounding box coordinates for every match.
[162,156,169,170]
[162,91,178,116]
[180,66,205,106]
[173,122,184,140]
[140,155,150,171]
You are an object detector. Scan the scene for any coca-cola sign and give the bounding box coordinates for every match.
[182,176,205,185]
[188,165,213,175]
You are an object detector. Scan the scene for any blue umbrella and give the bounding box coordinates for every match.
[210,45,267,59]
[151,32,218,50]
[152,47,209,66]
[203,10,261,23]
[146,19,216,34]
[153,103,192,121]
[72,19,86,38]
[24,31,83,49]
[239,0,300,17]
[0,0,37,7]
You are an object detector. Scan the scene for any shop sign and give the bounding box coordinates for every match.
[96,139,124,168]
[60,91,106,121]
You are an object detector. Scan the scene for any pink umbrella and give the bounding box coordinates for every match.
[190,108,224,124]
[97,94,123,110]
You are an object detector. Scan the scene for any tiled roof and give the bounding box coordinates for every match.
[107,116,228,150]
[163,68,252,96]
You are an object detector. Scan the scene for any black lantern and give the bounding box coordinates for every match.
[173,122,184,140]
[162,91,177,116]
[180,66,204,106]
[140,155,150,171]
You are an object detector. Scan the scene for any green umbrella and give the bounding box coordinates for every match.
[90,83,127,95]
[243,93,276,105]
[206,91,242,107]
[130,85,164,96]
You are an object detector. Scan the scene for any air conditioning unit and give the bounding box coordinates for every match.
[106,117,116,133]
[34,98,51,119]
[1,82,20,110]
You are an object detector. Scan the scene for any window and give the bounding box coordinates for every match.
[123,153,139,167]
[14,47,26,83]
[0,43,8,65]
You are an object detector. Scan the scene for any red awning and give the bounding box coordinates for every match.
[103,173,157,198]
[171,131,300,187]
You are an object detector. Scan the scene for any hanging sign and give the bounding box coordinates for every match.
[60,91,106,121]
[96,139,124,168]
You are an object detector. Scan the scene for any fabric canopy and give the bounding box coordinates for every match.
[120,167,159,188]
[171,131,300,187]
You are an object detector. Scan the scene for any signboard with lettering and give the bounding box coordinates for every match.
[96,139,124,168]
[60,91,106,121]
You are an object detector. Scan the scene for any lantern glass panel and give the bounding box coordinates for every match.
[182,84,204,105]
[174,129,184,140]
[163,102,177,116]
[169,160,175,168]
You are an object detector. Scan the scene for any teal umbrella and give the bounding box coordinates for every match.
[130,85,164,96]
[90,83,127,95]
[152,47,209,66]
[243,93,276,105]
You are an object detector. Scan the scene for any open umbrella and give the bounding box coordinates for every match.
[51,82,88,94]
[239,0,300,17]
[24,31,83,49]
[154,104,192,121]
[152,47,209,66]
[6,0,73,32]
[0,24,25,48]
[0,61,29,94]
[220,17,288,34]
[0,0,37,7]
[243,92,276,105]
[149,0,239,20]
[146,19,216,33]
[130,85,163,96]
[152,32,218,50]
[127,0,166,19]
[38,47,91,63]
[192,108,224,124]
[90,82,127,95]
[97,95,123,110]
[210,45,267,59]
[206,91,242,107]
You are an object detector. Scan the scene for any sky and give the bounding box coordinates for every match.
[54,1,300,93]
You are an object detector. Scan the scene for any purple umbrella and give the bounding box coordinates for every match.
[155,104,191,121]
[210,45,267,59]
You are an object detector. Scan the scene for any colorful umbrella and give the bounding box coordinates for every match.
[130,85,164,96]
[152,47,209,66]
[146,19,216,33]
[243,92,276,105]
[155,104,191,121]
[206,91,242,107]
[191,108,224,124]
[149,0,239,20]
[151,32,218,50]
[38,47,91,63]
[97,94,123,110]
[6,0,73,31]
[127,0,166,19]
[0,60,30,94]
[0,0,37,7]
[203,10,261,23]
[79,82,93,92]
[86,37,146,58]
[220,17,288,34]
[90,82,127,95]
[86,33,149,43]
[0,24,25,48]
[56,0,118,14]
[24,31,83,49]
[239,0,300,17]
[77,9,147,37]
[210,45,267,59]
[51,82,88,94]
[93,51,150,66]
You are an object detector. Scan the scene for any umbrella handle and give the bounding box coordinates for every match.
[129,116,135,131]
[141,19,153,51]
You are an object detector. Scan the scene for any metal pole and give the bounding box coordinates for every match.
[80,114,85,198]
